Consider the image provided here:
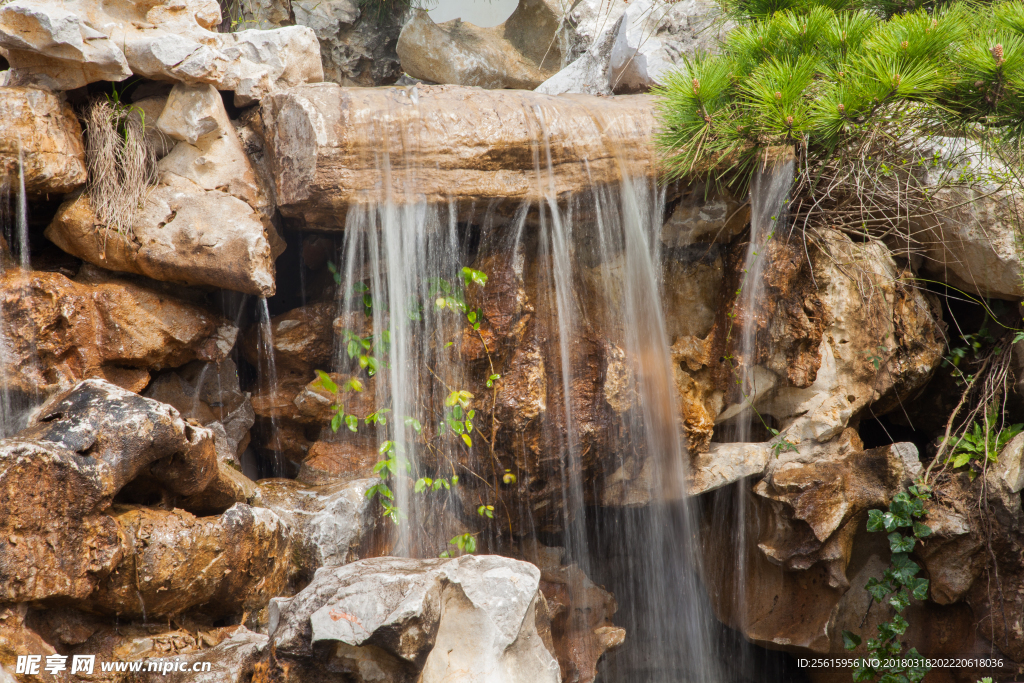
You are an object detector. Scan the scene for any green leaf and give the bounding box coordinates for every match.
[842,630,862,650]
[346,377,364,392]
[405,416,423,433]
[331,411,342,433]
[867,509,886,532]
[461,433,473,447]
[910,576,929,601]
[888,532,916,553]
[913,521,932,538]
[315,370,339,394]
[345,414,358,432]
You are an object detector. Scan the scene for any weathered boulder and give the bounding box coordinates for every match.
[0,606,59,683]
[0,86,87,196]
[46,83,280,297]
[257,83,655,228]
[0,267,236,398]
[0,380,215,602]
[715,229,946,445]
[128,627,268,683]
[661,185,748,246]
[0,0,323,104]
[397,10,553,90]
[251,478,376,582]
[701,436,924,652]
[90,504,290,619]
[261,555,560,683]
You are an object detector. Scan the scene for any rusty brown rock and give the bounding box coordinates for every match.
[702,437,924,652]
[90,504,290,619]
[0,267,236,398]
[258,84,655,229]
[0,380,216,603]
[0,86,87,196]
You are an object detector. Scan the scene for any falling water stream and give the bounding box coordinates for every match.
[320,89,734,681]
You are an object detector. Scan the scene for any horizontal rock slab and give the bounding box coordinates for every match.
[0,0,323,104]
[264,555,560,683]
[0,86,87,196]
[258,83,655,229]
[0,267,236,398]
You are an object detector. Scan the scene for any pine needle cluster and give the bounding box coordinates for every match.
[654,0,1024,186]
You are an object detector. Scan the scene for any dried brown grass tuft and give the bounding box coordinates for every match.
[84,97,158,240]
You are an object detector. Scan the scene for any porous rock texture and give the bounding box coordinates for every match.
[46,83,281,296]
[0,379,291,618]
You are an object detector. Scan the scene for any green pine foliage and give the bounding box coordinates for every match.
[654,0,1024,186]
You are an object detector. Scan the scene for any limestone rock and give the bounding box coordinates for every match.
[250,478,376,581]
[259,83,655,228]
[397,10,552,90]
[0,86,87,196]
[721,229,946,445]
[0,380,215,602]
[702,436,925,652]
[293,0,405,87]
[90,504,290,619]
[0,267,235,398]
[0,0,323,104]
[262,555,560,683]
[662,186,748,246]
[538,0,732,94]
[910,137,1024,300]
[129,628,268,683]
[46,83,279,297]
[47,180,277,297]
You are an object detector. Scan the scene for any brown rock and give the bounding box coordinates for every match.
[0,267,235,398]
[91,504,290,619]
[0,380,216,602]
[0,86,87,196]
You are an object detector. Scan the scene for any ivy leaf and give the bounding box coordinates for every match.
[909,577,929,601]
[913,521,932,538]
[842,630,862,650]
[888,588,910,612]
[867,509,886,532]
[888,532,915,553]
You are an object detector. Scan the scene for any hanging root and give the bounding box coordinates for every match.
[83,97,158,240]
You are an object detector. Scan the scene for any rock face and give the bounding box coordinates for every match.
[0,267,236,399]
[0,0,323,104]
[130,628,268,683]
[702,436,923,652]
[251,478,376,582]
[258,83,655,228]
[0,379,291,619]
[46,83,280,296]
[397,11,554,90]
[0,86,87,196]
[910,137,1024,300]
[260,555,561,683]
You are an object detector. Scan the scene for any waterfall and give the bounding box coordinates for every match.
[707,159,795,679]
[256,297,287,477]
[321,87,724,681]
[15,137,28,270]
